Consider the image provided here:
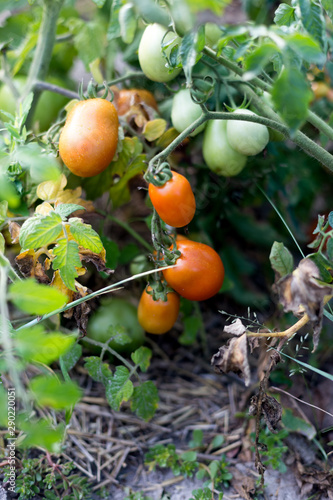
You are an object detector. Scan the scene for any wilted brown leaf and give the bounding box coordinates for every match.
[224,318,247,336]
[8,221,20,244]
[63,282,91,334]
[276,258,333,351]
[249,394,282,432]
[79,248,113,275]
[211,333,250,386]
[15,249,50,283]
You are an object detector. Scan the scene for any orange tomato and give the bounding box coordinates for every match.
[116,89,158,115]
[148,171,196,227]
[137,287,180,334]
[59,98,118,177]
[162,239,224,301]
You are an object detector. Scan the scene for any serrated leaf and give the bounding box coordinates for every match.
[286,32,325,65]
[9,278,67,315]
[105,366,134,410]
[53,239,81,291]
[84,356,112,382]
[244,42,279,77]
[73,20,105,69]
[60,343,82,372]
[55,204,85,220]
[119,3,137,44]
[131,346,152,372]
[269,242,294,279]
[68,219,103,253]
[143,119,167,141]
[19,211,63,250]
[274,3,296,26]
[15,325,76,364]
[271,66,312,132]
[29,375,82,410]
[109,325,131,345]
[298,0,326,49]
[107,0,122,41]
[321,0,333,22]
[179,26,205,85]
[130,380,159,421]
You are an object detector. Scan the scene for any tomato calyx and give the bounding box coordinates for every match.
[145,163,173,187]
[191,76,215,104]
[145,280,175,302]
[78,79,114,102]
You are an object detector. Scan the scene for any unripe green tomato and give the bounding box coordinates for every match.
[171,89,206,137]
[0,76,69,131]
[202,120,247,176]
[138,23,182,83]
[85,298,145,355]
[226,108,269,156]
[205,22,222,48]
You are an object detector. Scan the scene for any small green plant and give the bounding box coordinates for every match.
[2,456,93,500]
[251,428,289,473]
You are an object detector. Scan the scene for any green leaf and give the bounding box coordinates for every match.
[52,239,81,291]
[130,0,170,25]
[269,242,294,278]
[181,451,197,462]
[286,33,325,65]
[9,278,67,315]
[68,219,103,253]
[55,204,85,220]
[108,325,131,345]
[19,418,65,453]
[282,408,316,440]
[274,3,296,26]
[19,211,63,250]
[105,366,134,411]
[298,0,326,49]
[189,429,204,448]
[59,343,82,372]
[321,0,333,22]
[0,385,8,426]
[179,26,205,86]
[0,233,4,254]
[0,200,8,225]
[73,20,105,69]
[101,237,120,270]
[119,3,137,44]
[84,356,112,382]
[271,66,312,132]
[131,346,152,372]
[179,316,202,345]
[91,0,106,6]
[14,143,60,182]
[130,380,159,421]
[107,0,122,41]
[15,325,76,365]
[0,174,20,209]
[29,375,82,409]
[327,238,333,261]
[185,0,231,15]
[244,42,279,77]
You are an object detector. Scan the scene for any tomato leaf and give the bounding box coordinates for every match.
[130,0,170,26]
[19,211,63,250]
[68,219,104,253]
[179,26,205,85]
[73,20,105,69]
[101,236,120,270]
[91,0,106,6]
[131,346,152,372]
[55,204,85,220]
[130,380,159,420]
[0,200,8,226]
[269,242,294,279]
[119,3,137,44]
[14,143,60,182]
[298,0,327,49]
[105,366,134,410]
[9,278,67,315]
[107,0,122,41]
[244,42,279,78]
[29,375,82,410]
[84,356,112,383]
[271,66,312,133]
[274,3,296,26]
[60,343,82,372]
[18,418,65,453]
[285,32,326,65]
[52,238,81,291]
[321,0,333,22]
[15,326,76,365]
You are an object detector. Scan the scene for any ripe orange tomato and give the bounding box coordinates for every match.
[137,287,180,334]
[59,98,119,177]
[162,239,224,301]
[116,89,158,115]
[148,171,196,227]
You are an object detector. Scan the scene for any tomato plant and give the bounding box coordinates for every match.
[202,119,247,176]
[137,286,180,334]
[59,98,119,177]
[148,170,196,228]
[162,240,225,301]
[138,23,181,83]
[226,109,270,156]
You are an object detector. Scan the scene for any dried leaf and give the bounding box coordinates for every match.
[276,258,333,351]
[249,394,282,432]
[224,318,247,336]
[79,248,113,275]
[211,333,250,386]
[15,249,50,283]
[8,221,20,244]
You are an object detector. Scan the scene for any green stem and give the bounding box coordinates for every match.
[97,72,146,91]
[35,81,79,100]
[24,0,65,127]
[97,210,153,252]
[307,111,333,142]
[0,254,21,282]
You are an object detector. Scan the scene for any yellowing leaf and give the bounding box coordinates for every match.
[35,202,54,216]
[156,127,180,148]
[37,174,67,201]
[143,119,167,141]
